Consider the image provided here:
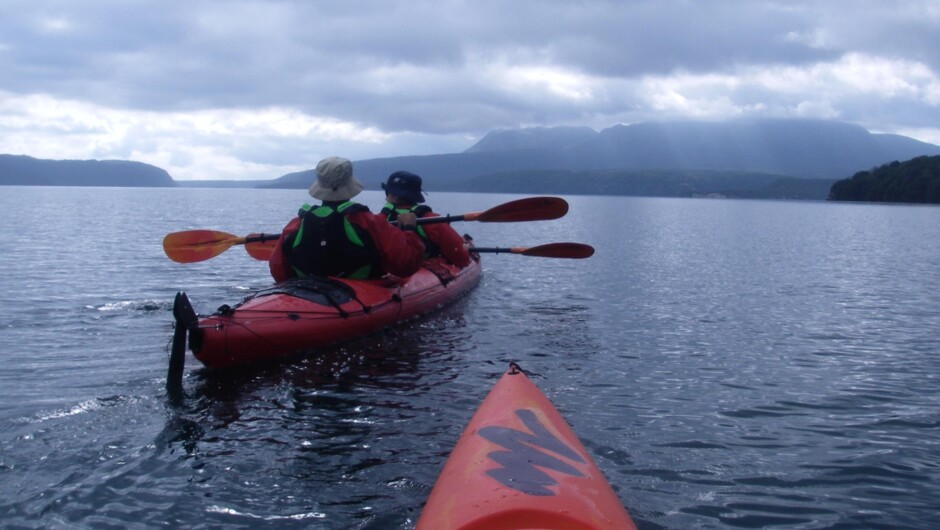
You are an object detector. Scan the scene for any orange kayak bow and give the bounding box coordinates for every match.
[416,363,637,530]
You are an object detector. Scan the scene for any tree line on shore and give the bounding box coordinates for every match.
[827,155,940,204]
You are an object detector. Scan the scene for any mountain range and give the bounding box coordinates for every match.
[4,119,940,199]
[262,119,940,198]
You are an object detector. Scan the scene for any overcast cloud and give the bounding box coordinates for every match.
[2,0,939,180]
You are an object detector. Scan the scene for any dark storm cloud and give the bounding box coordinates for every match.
[1,0,938,179]
[0,2,860,110]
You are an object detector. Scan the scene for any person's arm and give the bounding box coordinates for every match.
[420,211,472,267]
[350,211,425,277]
[268,217,301,282]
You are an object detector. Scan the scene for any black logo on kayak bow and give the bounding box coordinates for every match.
[478,409,586,496]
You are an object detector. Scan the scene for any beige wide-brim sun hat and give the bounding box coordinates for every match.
[308,156,365,201]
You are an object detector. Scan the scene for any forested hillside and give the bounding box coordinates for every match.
[828,156,940,203]
[0,155,176,187]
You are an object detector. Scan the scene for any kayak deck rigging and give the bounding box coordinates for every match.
[219,276,371,318]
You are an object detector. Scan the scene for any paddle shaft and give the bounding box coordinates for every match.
[243,233,280,244]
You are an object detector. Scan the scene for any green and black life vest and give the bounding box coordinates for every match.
[288,201,380,279]
[381,203,439,258]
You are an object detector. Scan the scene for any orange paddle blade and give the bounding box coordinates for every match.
[464,197,568,223]
[418,196,570,225]
[162,230,244,263]
[244,234,278,261]
[472,242,595,259]
[474,196,569,223]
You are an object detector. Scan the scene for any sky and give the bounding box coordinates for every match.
[2,1,939,181]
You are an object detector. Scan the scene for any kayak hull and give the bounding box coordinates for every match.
[188,257,481,369]
[416,364,637,530]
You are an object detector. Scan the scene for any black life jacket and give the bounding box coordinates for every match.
[381,203,439,259]
[287,201,381,279]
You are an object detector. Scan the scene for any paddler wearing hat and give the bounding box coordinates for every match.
[269,157,425,283]
[380,171,471,268]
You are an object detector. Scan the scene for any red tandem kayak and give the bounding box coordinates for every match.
[172,256,481,370]
[416,363,637,530]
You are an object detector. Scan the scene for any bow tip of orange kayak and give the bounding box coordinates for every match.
[415,363,637,530]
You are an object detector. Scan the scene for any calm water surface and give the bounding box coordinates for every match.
[1,187,938,529]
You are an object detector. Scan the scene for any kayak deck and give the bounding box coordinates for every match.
[416,363,637,530]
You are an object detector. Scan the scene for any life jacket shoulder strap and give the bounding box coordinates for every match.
[382,203,431,220]
[299,201,369,218]
[338,202,370,215]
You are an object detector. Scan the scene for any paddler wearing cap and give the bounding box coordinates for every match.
[380,171,471,268]
[268,157,425,283]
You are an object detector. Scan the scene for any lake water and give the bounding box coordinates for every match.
[1,186,938,529]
